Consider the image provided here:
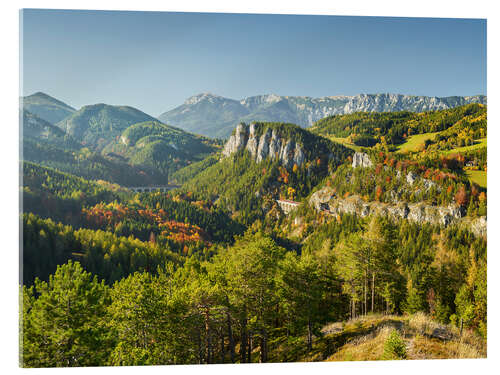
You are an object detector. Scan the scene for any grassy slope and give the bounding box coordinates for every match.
[320,314,485,361]
[466,170,487,188]
[267,313,485,363]
[443,138,487,155]
[325,136,363,152]
[397,134,487,188]
[397,136,486,157]
[397,131,441,153]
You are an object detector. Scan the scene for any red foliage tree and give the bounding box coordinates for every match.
[454,185,469,207]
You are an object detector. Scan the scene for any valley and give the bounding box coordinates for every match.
[20,92,487,366]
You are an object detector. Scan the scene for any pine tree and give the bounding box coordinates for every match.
[22,261,111,367]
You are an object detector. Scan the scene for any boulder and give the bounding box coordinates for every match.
[406,171,417,185]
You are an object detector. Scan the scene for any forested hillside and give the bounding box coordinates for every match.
[20,105,487,367]
[20,92,222,186]
[311,103,486,147]
[101,121,220,180]
[22,142,163,186]
[55,103,158,149]
[180,122,352,225]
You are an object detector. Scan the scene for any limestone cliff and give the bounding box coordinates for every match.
[309,187,486,238]
[352,152,373,168]
[222,123,308,169]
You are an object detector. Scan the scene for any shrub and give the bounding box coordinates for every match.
[382,329,407,360]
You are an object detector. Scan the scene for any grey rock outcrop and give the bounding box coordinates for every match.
[245,123,259,158]
[222,123,308,169]
[222,123,248,157]
[279,140,295,168]
[468,216,487,238]
[309,187,485,237]
[406,171,417,185]
[269,129,282,160]
[352,152,373,168]
[310,186,335,211]
[294,144,305,166]
[423,179,437,191]
[256,128,272,163]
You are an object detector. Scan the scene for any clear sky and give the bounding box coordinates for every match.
[21,9,486,117]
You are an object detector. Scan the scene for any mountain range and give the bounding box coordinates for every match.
[158,93,487,138]
[20,93,221,185]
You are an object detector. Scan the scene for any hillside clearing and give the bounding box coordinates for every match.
[466,170,487,188]
[397,132,441,153]
[326,136,363,152]
[443,138,487,155]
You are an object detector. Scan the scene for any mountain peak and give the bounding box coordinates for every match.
[21,92,76,124]
[184,92,226,105]
[23,91,76,111]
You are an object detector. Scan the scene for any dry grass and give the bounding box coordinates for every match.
[320,313,486,362]
[410,334,484,359]
[408,312,442,336]
[327,327,392,361]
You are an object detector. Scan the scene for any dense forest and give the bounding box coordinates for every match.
[20,103,487,367]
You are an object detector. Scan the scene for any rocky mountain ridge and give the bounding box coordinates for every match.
[159,93,487,138]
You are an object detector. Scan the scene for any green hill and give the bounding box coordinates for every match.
[22,113,220,186]
[22,140,164,187]
[56,103,158,149]
[170,154,220,184]
[21,92,76,124]
[102,120,220,180]
[21,109,81,150]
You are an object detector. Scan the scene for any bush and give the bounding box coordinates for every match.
[382,329,407,360]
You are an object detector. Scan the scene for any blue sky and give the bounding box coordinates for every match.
[21,9,486,116]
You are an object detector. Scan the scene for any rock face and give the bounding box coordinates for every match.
[309,188,486,237]
[222,123,248,157]
[222,123,307,168]
[352,152,373,168]
[256,128,271,162]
